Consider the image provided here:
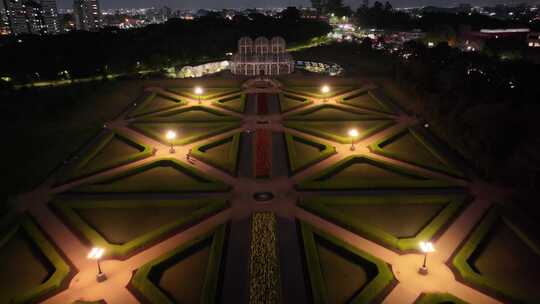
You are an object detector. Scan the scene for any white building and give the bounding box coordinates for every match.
[231,36,294,76]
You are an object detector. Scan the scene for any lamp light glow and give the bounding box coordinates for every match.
[166,130,176,153]
[419,241,435,253]
[194,86,204,104]
[349,128,359,151]
[87,247,104,260]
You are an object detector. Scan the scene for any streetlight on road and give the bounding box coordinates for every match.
[194,86,204,104]
[88,247,106,282]
[166,130,176,153]
[321,85,330,102]
[419,241,435,275]
[348,128,359,151]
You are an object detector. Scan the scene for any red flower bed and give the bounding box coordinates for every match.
[257,93,269,115]
[255,130,272,178]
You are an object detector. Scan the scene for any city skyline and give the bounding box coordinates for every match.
[56,0,540,10]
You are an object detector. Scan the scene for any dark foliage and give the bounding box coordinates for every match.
[0,16,331,83]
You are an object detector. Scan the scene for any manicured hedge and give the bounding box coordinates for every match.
[72,158,230,193]
[278,93,312,113]
[128,93,186,118]
[299,194,466,252]
[136,105,241,122]
[168,87,242,100]
[249,213,281,304]
[283,86,356,98]
[300,222,394,304]
[131,225,227,304]
[283,119,394,144]
[58,129,153,183]
[415,292,468,304]
[369,126,464,178]
[339,90,394,114]
[284,104,374,121]
[452,207,540,304]
[191,133,241,175]
[297,155,459,190]
[212,94,247,113]
[130,121,242,146]
[0,215,70,304]
[51,198,228,258]
[284,133,336,174]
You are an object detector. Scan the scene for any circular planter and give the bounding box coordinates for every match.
[253,192,275,202]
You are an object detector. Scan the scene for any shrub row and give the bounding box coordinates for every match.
[249,212,281,304]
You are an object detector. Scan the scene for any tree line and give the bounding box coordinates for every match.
[0,10,331,85]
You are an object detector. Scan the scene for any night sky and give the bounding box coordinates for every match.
[57,0,539,9]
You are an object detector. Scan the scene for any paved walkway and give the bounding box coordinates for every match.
[11,82,509,303]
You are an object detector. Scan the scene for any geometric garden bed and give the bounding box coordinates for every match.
[0,215,70,303]
[131,225,227,303]
[299,222,395,303]
[452,207,540,303]
[51,197,228,258]
[300,194,467,252]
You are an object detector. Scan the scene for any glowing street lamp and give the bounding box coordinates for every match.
[166,130,176,153]
[348,129,359,151]
[321,85,330,102]
[87,247,106,282]
[419,241,435,275]
[194,86,204,104]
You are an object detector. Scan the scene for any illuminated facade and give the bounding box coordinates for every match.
[73,0,101,31]
[1,0,59,35]
[231,36,294,76]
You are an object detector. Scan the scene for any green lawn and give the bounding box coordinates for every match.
[130,121,241,146]
[340,91,393,114]
[370,127,463,177]
[285,104,373,121]
[300,222,394,304]
[284,133,336,174]
[298,155,458,190]
[284,119,394,144]
[128,94,184,117]
[283,86,356,98]
[192,133,241,175]
[212,94,246,113]
[279,93,311,113]
[452,207,540,303]
[132,225,226,304]
[0,216,70,303]
[168,87,241,100]
[300,195,465,251]
[73,159,229,193]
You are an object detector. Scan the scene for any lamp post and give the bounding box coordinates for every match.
[321,85,330,102]
[88,247,106,282]
[419,241,435,275]
[166,130,176,153]
[194,86,203,104]
[348,129,359,151]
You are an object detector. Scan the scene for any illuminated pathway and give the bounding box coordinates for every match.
[13,80,508,303]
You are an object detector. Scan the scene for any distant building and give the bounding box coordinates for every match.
[231,36,294,76]
[1,0,59,35]
[0,0,10,34]
[73,0,101,31]
[527,32,540,48]
[39,0,60,34]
